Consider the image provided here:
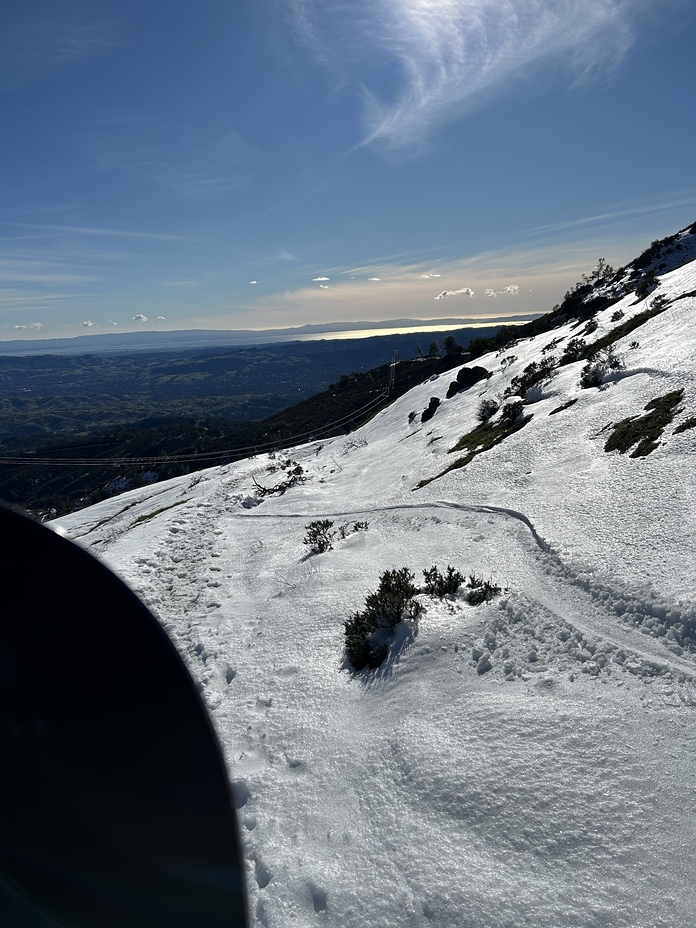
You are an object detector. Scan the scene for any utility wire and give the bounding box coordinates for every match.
[0,389,390,468]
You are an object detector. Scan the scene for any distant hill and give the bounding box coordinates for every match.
[0,329,481,517]
[0,317,536,356]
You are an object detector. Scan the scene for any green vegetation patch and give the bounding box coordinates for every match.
[417,412,533,488]
[604,389,684,458]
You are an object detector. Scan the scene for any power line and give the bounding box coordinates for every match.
[0,389,390,468]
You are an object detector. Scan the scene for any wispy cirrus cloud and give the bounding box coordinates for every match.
[284,0,660,156]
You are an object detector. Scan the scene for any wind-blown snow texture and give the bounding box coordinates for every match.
[55,254,696,927]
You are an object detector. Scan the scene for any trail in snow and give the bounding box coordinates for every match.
[91,489,696,928]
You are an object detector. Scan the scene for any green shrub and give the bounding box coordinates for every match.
[423,565,464,598]
[504,357,556,398]
[344,567,422,670]
[305,518,367,551]
[303,519,335,554]
[364,568,421,629]
[560,337,586,364]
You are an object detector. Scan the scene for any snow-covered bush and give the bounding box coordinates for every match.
[303,519,335,554]
[422,565,464,598]
[477,399,499,422]
[467,576,502,606]
[579,349,624,389]
[304,519,368,553]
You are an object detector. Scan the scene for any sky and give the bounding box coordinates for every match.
[2,0,696,342]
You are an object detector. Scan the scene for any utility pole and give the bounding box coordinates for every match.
[388,349,399,393]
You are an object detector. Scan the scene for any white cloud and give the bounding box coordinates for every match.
[368,277,381,281]
[29,321,42,329]
[13,324,26,330]
[434,287,474,300]
[286,0,657,155]
[485,289,498,298]
[501,284,520,295]
[157,315,166,320]
[320,284,330,289]
[81,320,93,327]
[132,314,148,322]
[249,280,258,285]
[420,273,441,279]
[108,320,118,326]
[312,276,330,281]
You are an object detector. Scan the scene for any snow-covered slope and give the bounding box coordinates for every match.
[54,253,696,928]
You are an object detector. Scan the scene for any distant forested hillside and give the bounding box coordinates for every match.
[0,328,494,448]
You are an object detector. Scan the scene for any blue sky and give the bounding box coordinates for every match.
[2,0,695,341]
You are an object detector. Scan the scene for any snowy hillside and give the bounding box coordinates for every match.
[55,245,696,928]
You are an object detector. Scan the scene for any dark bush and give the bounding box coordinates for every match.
[344,567,422,670]
[457,366,489,389]
[504,357,556,398]
[421,397,441,423]
[477,399,499,422]
[303,519,335,554]
[364,568,421,629]
[446,381,459,399]
[561,337,586,364]
[579,349,623,389]
[500,401,524,422]
[584,318,599,335]
[467,576,502,606]
[423,565,464,598]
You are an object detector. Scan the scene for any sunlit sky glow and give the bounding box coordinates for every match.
[2,0,695,341]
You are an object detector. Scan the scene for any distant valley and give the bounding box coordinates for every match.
[0,326,494,517]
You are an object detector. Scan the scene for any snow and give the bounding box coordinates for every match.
[53,258,696,927]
